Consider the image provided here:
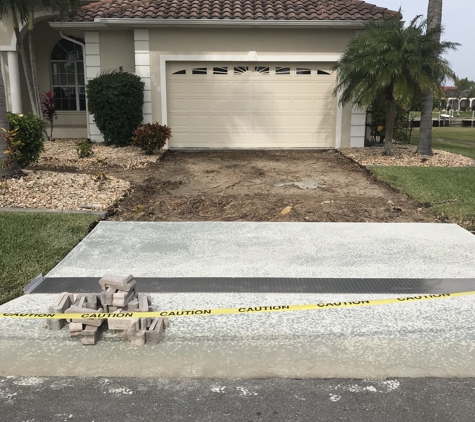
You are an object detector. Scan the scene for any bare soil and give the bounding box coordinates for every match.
[107,150,437,223]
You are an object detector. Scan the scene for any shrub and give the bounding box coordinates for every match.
[7,113,45,167]
[76,139,93,158]
[460,106,467,112]
[86,67,144,147]
[41,90,57,140]
[132,122,172,155]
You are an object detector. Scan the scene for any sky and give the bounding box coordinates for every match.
[372,0,475,84]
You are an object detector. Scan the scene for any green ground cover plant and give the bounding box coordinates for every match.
[411,127,475,159]
[0,213,98,305]
[371,166,475,230]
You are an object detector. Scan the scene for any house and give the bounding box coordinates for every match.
[0,0,397,148]
[441,87,475,112]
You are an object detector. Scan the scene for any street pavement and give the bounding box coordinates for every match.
[1,376,474,422]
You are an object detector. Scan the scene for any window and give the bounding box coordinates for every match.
[50,38,85,111]
[173,69,186,75]
[296,68,311,75]
[317,70,331,75]
[192,67,207,75]
[255,66,270,75]
[234,66,249,75]
[213,66,228,75]
[276,67,290,75]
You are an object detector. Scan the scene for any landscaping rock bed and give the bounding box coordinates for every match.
[339,145,475,168]
[37,139,161,171]
[0,170,130,211]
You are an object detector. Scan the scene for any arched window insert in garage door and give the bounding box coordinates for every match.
[171,65,333,76]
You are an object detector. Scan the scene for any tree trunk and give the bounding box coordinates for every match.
[418,0,443,156]
[0,72,19,179]
[28,11,42,118]
[12,12,38,116]
[384,98,396,156]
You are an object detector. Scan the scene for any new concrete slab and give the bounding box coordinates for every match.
[1,292,475,378]
[47,222,475,278]
[1,222,475,379]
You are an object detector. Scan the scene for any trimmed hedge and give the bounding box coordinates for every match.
[86,68,144,147]
[7,112,45,167]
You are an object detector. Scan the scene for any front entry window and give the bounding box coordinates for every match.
[50,38,86,111]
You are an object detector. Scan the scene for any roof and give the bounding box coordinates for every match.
[71,0,399,22]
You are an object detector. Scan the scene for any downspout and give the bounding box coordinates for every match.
[59,31,90,139]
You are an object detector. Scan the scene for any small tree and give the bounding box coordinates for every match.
[87,68,144,147]
[333,15,457,155]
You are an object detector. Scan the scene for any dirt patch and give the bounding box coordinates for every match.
[108,150,437,223]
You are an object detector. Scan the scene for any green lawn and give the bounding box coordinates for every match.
[371,167,475,230]
[411,127,475,159]
[410,111,474,119]
[0,212,99,305]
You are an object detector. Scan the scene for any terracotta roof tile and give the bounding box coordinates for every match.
[71,0,399,22]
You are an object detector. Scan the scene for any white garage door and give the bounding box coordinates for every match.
[167,62,337,149]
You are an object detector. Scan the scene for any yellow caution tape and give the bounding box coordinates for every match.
[1,291,475,320]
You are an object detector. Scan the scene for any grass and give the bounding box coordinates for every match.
[371,167,475,230]
[410,110,474,119]
[0,212,99,305]
[410,127,475,159]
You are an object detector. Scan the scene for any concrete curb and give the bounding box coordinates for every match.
[0,206,106,219]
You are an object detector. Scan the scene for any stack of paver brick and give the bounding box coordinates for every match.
[46,274,167,346]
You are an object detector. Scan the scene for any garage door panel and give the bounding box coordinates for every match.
[252,115,272,129]
[188,99,210,111]
[213,115,232,127]
[293,115,314,127]
[294,82,314,94]
[169,114,191,128]
[168,82,190,95]
[230,82,253,95]
[253,82,273,94]
[273,83,293,94]
[210,100,231,111]
[252,132,273,146]
[314,114,335,127]
[314,82,334,95]
[168,98,190,111]
[293,133,314,145]
[273,99,292,111]
[232,115,252,128]
[189,82,211,94]
[272,133,292,144]
[273,115,292,127]
[314,99,331,110]
[168,62,337,148]
[294,99,313,110]
[253,100,273,112]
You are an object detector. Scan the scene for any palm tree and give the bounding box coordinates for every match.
[0,0,38,115]
[0,0,79,117]
[333,16,457,155]
[418,0,443,155]
[0,72,19,179]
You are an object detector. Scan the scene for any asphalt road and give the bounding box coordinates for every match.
[1,377,474,422]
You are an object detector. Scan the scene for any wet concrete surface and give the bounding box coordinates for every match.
[1,292,475,378]
[1,376,475,422]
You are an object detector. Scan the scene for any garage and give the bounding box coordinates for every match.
[167,62,337,149]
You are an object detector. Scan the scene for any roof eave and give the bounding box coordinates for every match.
[50,18,369,30]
